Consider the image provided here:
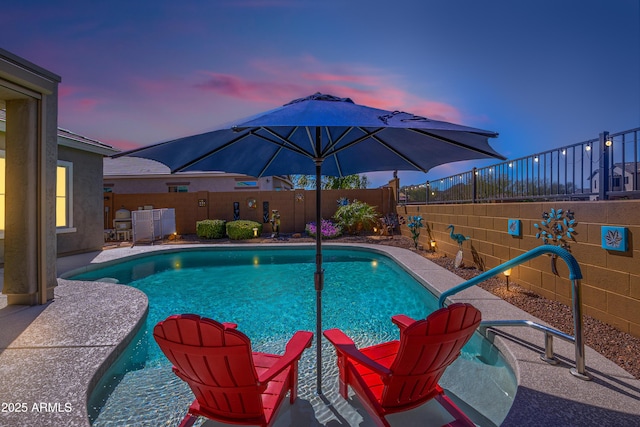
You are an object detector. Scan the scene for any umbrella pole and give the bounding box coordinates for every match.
[314,130,324,395]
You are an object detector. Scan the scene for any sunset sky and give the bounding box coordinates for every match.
[2,0,639,187]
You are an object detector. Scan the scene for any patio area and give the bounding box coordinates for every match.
[1,242,639,426]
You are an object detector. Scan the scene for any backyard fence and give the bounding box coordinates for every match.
[401,127,640,204]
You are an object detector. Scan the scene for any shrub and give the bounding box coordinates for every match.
[333,200,379,235]
[226,220,262,240]
[305,219,341,239]
[196,219,226,239]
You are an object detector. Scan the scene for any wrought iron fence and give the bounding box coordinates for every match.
[400,127,640,204]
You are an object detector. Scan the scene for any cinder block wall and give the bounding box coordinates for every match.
[400,200,640,338]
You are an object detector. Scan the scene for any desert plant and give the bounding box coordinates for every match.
[333,200,379,235]
[196,219,226,239]
[226,220,262,240]
[305,219,342,238]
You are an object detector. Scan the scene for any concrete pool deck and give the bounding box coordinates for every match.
[1,243,639,426]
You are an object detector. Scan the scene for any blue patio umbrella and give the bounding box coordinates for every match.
[115,92,504,394]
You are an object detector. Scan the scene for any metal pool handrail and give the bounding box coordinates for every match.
[438,245,590,380]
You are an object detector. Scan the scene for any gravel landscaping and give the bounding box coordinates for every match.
[373,234,640,380]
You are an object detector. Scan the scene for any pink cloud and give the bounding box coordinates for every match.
[194,72,389,107]
[109,56,474,146]
[195,72,310,104]
[300,72,383,86]
[58,83,102,113]
[104,138,142,151]
[192,57,466,124]
[59,96,101,114]
[58,85,78,98]
[408,100,463,124]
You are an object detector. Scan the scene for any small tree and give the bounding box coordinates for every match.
[291,174,369,189]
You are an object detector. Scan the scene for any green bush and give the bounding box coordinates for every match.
[226,220,262,240]
[333,200,379,235]
[196,219,226,239]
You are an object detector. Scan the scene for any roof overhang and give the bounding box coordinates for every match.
[58,134,119,156]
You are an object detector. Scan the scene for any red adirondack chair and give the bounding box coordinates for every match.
[153,314,313,427]
[323,303,481,427]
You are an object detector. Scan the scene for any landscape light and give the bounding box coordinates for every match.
[504,268,512,290]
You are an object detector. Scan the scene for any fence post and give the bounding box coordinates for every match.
[598,131,610,201]
[472,167,477,203]
[426,181,430,204]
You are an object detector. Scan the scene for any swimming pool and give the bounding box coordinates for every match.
[70,246,516,426]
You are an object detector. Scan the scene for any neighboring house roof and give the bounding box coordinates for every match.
[104,156,243,178]
[104,156,172,175]
[589,162,640,180]
[620,163,640,174]
[104,156,295,190]
[0,109,118,156]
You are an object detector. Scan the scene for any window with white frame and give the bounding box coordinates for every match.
[0,152,74,234]
[56,160,73,229]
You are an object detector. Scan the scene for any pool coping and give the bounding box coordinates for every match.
[2,242,639,426]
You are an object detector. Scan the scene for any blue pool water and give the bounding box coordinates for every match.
[71,247,516,426]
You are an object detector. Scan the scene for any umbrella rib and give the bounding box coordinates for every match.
[255,127,302,177]
[408,128,506,159]
[170,130,254,172]
[369,134,427,171]
[323,127,384,157]
[112,133,194,157]
[322,127,345,177]
[256,145,284,178]
[260,127,315,159]
[323,127,388,173]
[305,127,320,158]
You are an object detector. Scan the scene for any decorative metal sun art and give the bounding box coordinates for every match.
[533,208,578,275]
[533,208,577,250]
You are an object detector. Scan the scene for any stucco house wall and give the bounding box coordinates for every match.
[56,145,106,256]
[1,110,118,262]
[0,130,4,262]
